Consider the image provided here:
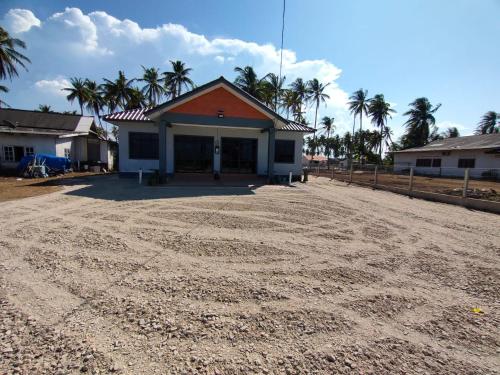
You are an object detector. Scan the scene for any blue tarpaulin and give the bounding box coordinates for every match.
[17,154,71,174]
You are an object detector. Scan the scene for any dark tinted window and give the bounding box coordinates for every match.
[129,132,159,159]
[416,159,432,167]
[458,159,475,168]
[432,158,441,167]
[275,140,295,163]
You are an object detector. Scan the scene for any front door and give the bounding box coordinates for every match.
[221,137,257,174]
[174,135,214,173]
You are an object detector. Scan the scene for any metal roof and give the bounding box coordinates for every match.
[103,107,153,122]
[0,108,94,132]
[278,121,315,132]
[395,133,500,153]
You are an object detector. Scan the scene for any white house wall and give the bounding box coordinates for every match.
[0,134,58,168]
[116,121,306,176]
[394,149,500,178]
[55,138,73,158]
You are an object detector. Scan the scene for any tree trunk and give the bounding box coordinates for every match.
[313,101,319,155]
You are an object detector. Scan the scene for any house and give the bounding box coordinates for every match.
[393,133,500,178]
[0,108,114,172]
[103,76,315,181]
[302,154,328,168]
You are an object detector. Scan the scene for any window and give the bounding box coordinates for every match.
[416,158,432,167]
[4,146,14,161]
[25,147,34,156]
[129,132,159,159]
[432,158,441,168]
[275,140,295,163]
[64,148,71,159]
[458,158,475,168]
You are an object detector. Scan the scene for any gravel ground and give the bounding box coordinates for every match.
[0,174,499,374]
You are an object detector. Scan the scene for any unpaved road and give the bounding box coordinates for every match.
[1,175,499,374]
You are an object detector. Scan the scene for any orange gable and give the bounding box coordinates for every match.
[168,87,269,120]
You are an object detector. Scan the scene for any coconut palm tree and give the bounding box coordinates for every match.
[262,73,285,111]
[84,79,106,133]
[125,87,147,110]
[101,71,135,111]
[308,79,330,138]
[163,60,194,99]
[475,111,498,134]
[62,78,88,115]
[281,89,296,119]
[368,94,396,162]
[321,116,335,138]
[442,127,460,138]
[290,78,310,118]
[348,89,370,159]
[233,66,266,99]
[401,97,441,148]
[37,104,52,112]
[0,84,9,108]
[138,66,165,106]
[0,27,31,80]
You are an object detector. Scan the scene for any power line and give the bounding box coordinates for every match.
[276,0,286,110]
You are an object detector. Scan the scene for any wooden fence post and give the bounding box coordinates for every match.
[349,162,353,183]
[462,168,470,198]
[374,166,378,187]
[408,167,414,196]
[331,167,334,180]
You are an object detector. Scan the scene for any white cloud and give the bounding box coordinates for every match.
[3,9,41,33]
[34,77,70,97]
[3,7,351,129]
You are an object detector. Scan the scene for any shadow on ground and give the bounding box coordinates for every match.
[32,174,262,201]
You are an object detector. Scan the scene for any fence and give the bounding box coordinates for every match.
[307,164,500,213]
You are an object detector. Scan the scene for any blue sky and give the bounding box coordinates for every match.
[1,0,499,139]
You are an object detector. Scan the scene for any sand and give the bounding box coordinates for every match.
[0,175,499,374]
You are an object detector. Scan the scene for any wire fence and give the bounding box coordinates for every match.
[307,163,500,202]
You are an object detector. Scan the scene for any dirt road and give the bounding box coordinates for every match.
[1,175,498,374]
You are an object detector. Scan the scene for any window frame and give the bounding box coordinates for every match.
[64,148,71,159]
[458,158,475,168]
[274,139,295,164]
[25,146,34,157]
[416,158,432,167]
[4,146,14,162]
[432,158,441,168]
[128,132,159,160]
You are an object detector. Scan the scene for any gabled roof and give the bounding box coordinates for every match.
[395,133,500,153]
[0,108,94,135]
[103,77,315,133]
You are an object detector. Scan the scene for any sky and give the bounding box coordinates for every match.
[1,0,499,140]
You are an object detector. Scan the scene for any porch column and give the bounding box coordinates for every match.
[267,127,275,181]
[158,120,168,182]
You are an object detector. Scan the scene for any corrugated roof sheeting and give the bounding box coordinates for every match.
[0,108,92,131]
[279,122,315,132]
[396,133,500,153]
[103,107,153,122]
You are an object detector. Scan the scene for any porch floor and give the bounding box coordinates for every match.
[166,173,267,187]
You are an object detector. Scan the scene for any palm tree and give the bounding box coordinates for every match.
[308,79,330,139]
[163,60,194,99]
[233,66,265,99]
[442,127,460,138]
[84,79,106,134]
[321,116,335,138]
[402,97,441,148]
[475,111,498,134]
[348,89,370,159]
[125,87,147,110]
[101,71,135,111]
[138,66,165,106]
[290,78,310,118]
[368,94,396,162]
[0,84,9,108]
[0,27,31,80]
[62,78,88,115]
[263,73,285,111]
[37,104,52,112]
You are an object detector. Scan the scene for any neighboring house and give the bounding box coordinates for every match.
[394,133,500,178]
[0,108,114,172]
[302,154,328,168]
[104,76,315,180]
